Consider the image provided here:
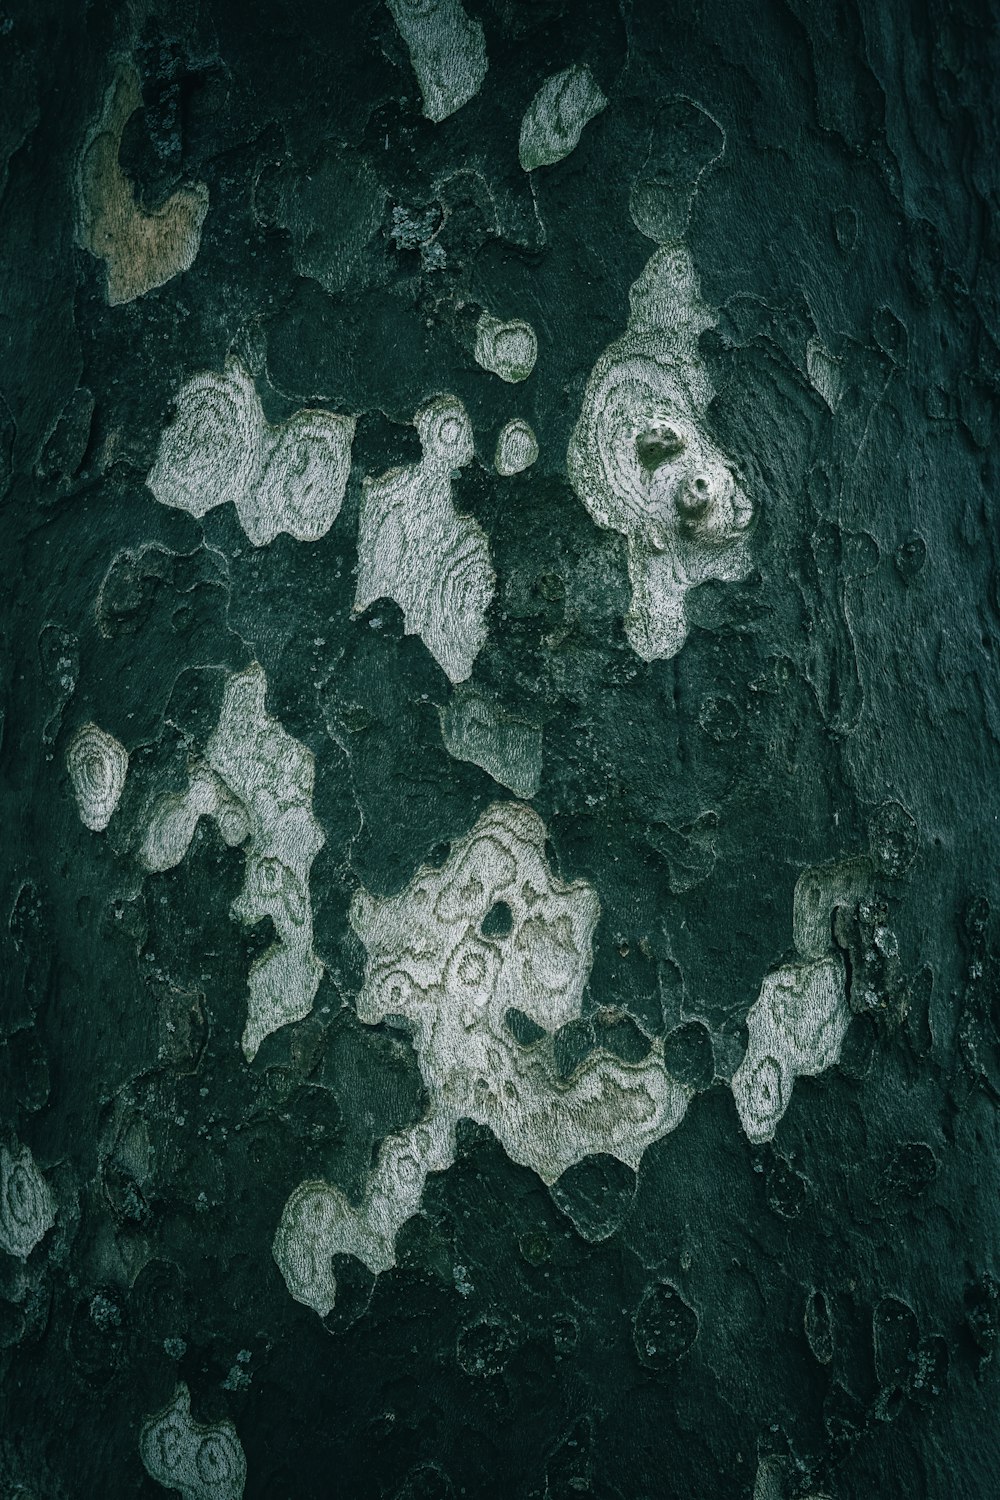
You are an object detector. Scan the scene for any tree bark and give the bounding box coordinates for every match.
[2,1,998,1496]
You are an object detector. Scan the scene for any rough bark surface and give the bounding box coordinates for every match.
[2,1,999,1497]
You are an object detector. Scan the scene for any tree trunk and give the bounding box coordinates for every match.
[2,1,998,1496]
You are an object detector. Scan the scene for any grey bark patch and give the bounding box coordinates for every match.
[548,1152,637,1242]
[438,685,542,797]
[629,95,724,244]
[258,153,385,295]
[663,1020,715,1091]
[633,1281,699,1367]
[804,1289,835,1365]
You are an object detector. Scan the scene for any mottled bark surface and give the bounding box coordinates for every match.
[2,1,999,1496]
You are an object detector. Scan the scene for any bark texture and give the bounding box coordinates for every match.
[1,1,999,1496]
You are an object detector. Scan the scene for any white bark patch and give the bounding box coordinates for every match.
[494,418,539,476]
[386,0,488,123]
[354,394,494,683]
[148,356,355,546]
[140,664,325,1061]
[732,958,850,1145]
[732,856,863,1143]
[567,245,756,661]
[140,1383,246,1500]
[274,802,691,1315]
[66,722,129,832]
[475,314,538,383]
[518,65,607,172]
[77,63,208,305]
[0,1142,55,1260]
[806,336,844,410]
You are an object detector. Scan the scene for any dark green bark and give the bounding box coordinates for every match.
[1,0,999,1496]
